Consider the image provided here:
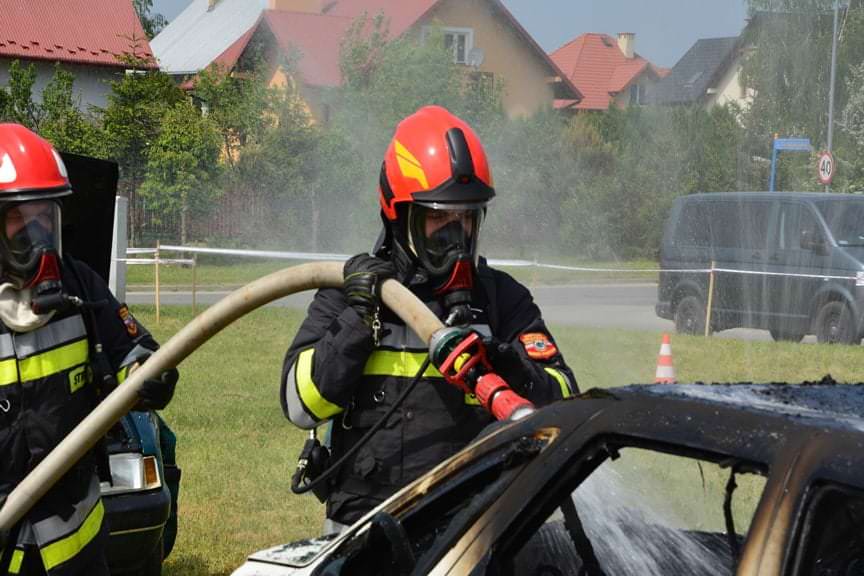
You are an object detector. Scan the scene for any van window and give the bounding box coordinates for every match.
[816,199,864,246]
[778,203,820,251]
[675,202,710,247]
[707,201,772,250]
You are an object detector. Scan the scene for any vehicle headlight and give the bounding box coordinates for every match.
[100,453,161,495]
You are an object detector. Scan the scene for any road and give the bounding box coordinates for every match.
[128,282,790,342]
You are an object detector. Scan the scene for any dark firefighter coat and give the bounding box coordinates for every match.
[0,258,157,576]
[281,261,577,525]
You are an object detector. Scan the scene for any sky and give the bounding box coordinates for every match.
[151,0,749,68]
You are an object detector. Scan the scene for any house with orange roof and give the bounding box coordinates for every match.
[0,0,155,110]
[549,32,668,112]
[152,0,581,120]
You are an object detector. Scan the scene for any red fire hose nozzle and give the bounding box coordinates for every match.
[429,327,535,421]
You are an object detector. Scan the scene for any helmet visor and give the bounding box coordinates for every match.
[409,203,484,276]
[0,200,62,283]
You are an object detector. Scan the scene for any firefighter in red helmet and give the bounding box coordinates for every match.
[0,124,177,576]
[281,106,576,533]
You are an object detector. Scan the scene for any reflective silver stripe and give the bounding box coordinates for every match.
[0,333,13,359]
[284,356,319,429]
[119,344,155,369]
[30,475,101,547]
[14,316,87,359]
[378,322,491,350]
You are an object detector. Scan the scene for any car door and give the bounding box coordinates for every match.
[708,200,775,329]
[785,482,864,574]
[766,202,820,336]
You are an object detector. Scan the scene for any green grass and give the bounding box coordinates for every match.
[125,258,660,291]
[134,304,864,575]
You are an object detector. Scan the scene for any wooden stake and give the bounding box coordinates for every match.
[155,240,161,325]
[705,260,715,337]
[191,255,197,316]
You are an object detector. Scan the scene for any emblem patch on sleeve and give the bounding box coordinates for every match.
[519,333,558,360]
[118,305,139,337]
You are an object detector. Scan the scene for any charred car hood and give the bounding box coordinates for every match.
[232,535,337,575]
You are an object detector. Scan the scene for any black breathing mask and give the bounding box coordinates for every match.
[0,201,68,313]
[408,203,485,326]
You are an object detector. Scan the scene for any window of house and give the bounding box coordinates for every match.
[629,83,645,106]
[443,27,474,65]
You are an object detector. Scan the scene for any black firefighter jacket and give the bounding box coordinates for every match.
[0,258,157,576]
[281,261,577,525]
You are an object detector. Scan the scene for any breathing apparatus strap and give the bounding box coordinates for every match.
[61,258,116,483]
[291,356,431,498]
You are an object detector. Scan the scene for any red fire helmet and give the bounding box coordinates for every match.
[0,123,71,202]
[378,106,495,221]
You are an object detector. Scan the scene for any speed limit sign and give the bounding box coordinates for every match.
[817,151,834,185]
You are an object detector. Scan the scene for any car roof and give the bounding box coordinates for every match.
[618,382,864,433]
[678,191,864,203]
[511,382,864,489]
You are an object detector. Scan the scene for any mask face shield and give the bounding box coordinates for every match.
[0,200,62,287]
[408,202,485,279]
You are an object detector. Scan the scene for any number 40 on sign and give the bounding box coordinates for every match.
[817,151,834,186]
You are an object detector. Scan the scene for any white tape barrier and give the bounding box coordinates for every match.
[118,258,195,266]
[126,248,158,255]
[130,245,861,283]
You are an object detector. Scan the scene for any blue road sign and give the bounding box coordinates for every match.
[770,137,813,191]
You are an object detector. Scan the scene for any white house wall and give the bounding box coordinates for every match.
[0,58,122,113]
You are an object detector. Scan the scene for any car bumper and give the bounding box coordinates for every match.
[104,488,170,573]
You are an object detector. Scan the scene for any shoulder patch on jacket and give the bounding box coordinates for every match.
[519,332,558,360]
[118,305,138,337]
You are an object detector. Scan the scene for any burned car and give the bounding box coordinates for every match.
[233,380,864,575]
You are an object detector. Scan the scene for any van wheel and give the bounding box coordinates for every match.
[769,328,805,343]
[674,296,707,335]
[815,301,859,345]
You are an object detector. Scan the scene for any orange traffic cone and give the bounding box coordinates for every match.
[655,333,676,384]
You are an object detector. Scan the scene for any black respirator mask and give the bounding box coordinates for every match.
[409,203,485,326]
[0,201,66,313]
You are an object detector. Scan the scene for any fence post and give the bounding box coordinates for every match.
[155,240,161,325]
[191,255,197,316]
[705,260,716,337]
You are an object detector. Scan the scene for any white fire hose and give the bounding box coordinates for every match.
[0,262,444,533]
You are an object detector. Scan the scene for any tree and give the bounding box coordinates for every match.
[101,57,184,243]
[140,100,222,244]
[741,0,864,190]
[193,63,277,170]
[0,61,106,157]
[133,0,168,39]
[0,61,42,127]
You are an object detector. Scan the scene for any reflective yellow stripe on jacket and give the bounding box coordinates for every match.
[544,367,573,398]
[363,351,443,378]
[296,349,342,421]
[18,339,89,382]
[8,549,24,574]
[0,357,18,387]
[39,499,104,572]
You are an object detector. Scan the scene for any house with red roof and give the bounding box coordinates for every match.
[152,0,581,120]
[549,32,668,112]
[0,0,156,110]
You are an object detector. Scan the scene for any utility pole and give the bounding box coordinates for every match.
[826,0,841,191]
